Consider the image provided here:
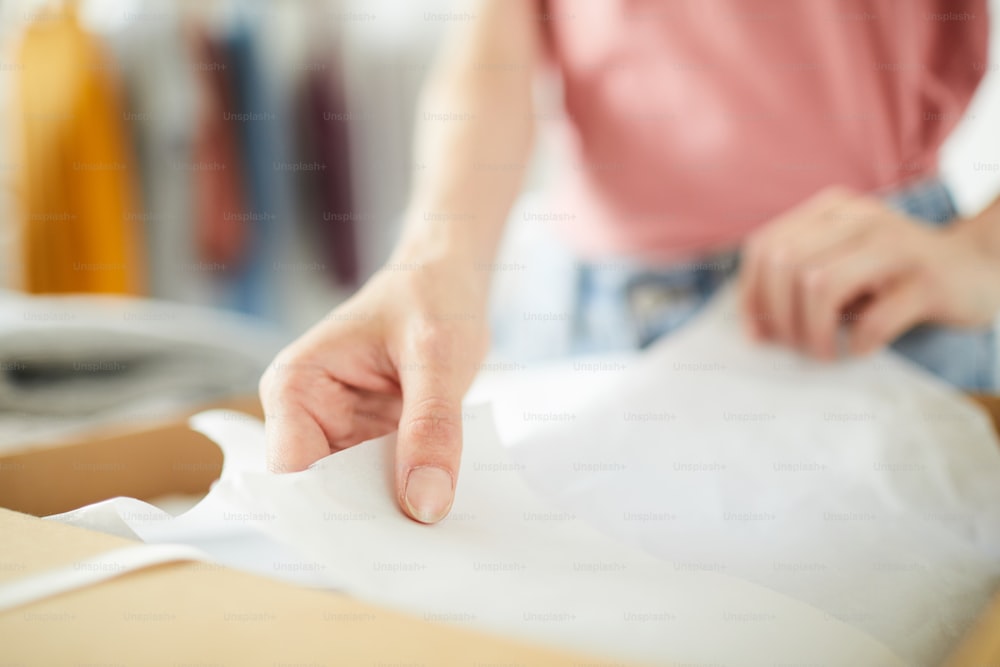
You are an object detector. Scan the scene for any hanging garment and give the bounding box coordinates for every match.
[217,15,277,317]
[107,6,203,303]
[191,27,249,271]
[299,52,358,286]
[14,5,144,294]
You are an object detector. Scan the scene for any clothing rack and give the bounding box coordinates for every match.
[0,0,445,330]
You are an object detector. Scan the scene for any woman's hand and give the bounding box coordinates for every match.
[259,253,489,524]
[259,0,539,524]
[740,187,1000,359]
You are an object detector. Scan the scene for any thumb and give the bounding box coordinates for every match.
[395,360,464,524]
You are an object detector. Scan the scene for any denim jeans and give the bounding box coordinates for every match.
[492,178,997,391]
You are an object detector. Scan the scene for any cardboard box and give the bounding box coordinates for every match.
[0,508,595,666]
[0,396,598,665]
[0,395,261,517]
[2,394,1000,666]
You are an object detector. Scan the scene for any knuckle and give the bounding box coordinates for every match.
[801,266,829,295]
[765,244,794,271]
[261,354,317,405]
[410,319,459,363]
[404,398,461,448]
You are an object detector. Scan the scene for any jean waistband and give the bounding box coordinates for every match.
[582,176,957,288]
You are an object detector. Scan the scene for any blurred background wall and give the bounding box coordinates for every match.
[0,0,997,337]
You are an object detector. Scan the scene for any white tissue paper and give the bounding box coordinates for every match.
[473,285,1000,666]
[49,411,341,591]
[50,404,900,667]
[45,286,1000,666]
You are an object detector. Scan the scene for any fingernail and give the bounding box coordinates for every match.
[404,466,454,524]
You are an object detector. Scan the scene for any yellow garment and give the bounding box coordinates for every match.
[14,6,144,294]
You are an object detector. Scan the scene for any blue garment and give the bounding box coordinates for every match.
[493,178,997,391]
[222,13,284,319]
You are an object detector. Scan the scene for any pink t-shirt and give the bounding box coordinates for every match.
[541,0,989,259]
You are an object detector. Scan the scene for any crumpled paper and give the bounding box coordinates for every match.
[48,404,900,666]
[46,286,1000,666]
[475,286,1000,666]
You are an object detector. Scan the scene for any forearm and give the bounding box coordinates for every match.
[395,0,539,282]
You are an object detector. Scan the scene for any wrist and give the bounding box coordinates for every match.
[951,198,1000,261]
[387,229,493,302]
[394,205,504,280]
